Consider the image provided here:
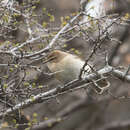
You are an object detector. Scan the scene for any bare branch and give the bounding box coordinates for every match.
[0,64,130,119]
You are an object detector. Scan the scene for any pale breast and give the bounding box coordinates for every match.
[47,55,91,84]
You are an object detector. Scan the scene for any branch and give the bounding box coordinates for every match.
[30,94,114,130]
[21,12,82,58]
[0,65,130,119]
[10,36,41,52]
[0,12,82,59]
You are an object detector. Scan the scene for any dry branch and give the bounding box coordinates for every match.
[0,64,130,119]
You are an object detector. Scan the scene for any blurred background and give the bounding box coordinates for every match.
[0,0,130,130]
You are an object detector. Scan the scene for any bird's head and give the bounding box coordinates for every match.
[43,50,67,64]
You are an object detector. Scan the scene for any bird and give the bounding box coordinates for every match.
[45,50,110,94]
